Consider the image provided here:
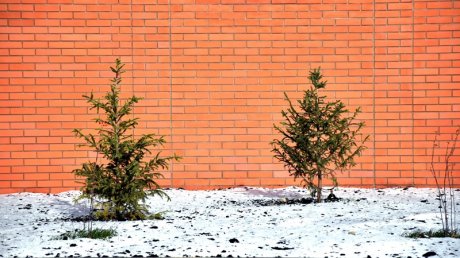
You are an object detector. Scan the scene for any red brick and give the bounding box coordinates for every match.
[1,0,460,193]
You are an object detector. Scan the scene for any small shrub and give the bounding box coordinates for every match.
[55,228,117,240]
[73,58,180,220]
[405,128,460,240]
[272,68,368,202]
[429,128,459,237]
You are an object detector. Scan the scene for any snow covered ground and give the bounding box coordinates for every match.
[0,187,459,257]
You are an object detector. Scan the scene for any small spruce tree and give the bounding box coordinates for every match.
[272,68,368,203]
[73,58,180,220]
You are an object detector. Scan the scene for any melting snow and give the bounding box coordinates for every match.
[0,187,459,257]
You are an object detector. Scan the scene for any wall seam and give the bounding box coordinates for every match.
[411,0,415,186]
[168,0,174,187]
[131,0,135,138]
[372,0,376,188]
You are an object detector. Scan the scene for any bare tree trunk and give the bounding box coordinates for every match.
[317,173,322,203]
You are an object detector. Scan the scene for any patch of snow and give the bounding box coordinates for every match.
[0,187,459,257]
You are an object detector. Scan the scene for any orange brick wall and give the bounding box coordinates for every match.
[0,0,459,193]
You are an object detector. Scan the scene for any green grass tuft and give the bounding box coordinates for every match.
[55,228,116,240]
[148,211,168,220]
[404,229,460,239]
